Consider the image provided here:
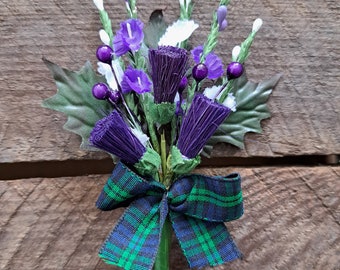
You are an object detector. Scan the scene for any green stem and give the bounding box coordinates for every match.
[153,217,172,270]
[160,131,167,182]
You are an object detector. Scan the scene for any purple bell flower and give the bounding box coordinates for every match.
[121,66,152,94]
[90,110,146,164]
[177,94,231,158]
[149,46,188,103]
[191,46,224,80]
[113,19,144,57]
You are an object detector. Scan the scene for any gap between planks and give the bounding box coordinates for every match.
[0,155,339,180]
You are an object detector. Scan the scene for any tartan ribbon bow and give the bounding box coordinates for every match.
[96,162,243,270]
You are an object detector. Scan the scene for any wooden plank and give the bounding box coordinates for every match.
[1,0,339,163]
[1,166,339,269]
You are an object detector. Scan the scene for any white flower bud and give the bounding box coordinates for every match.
[252,18,263,33]
[222,93,237,112]
[131,129,149,147]
[203,85,221,100]
[99,29,110,45]
[93,0,104,11]
[232,45,241,61]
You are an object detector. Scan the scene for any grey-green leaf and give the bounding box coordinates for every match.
[143,9,168,48]
[202,72,281,157]
[42,59,112,150]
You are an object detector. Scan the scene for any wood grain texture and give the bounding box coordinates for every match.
[0,0,339,163]
[1,166,339,269]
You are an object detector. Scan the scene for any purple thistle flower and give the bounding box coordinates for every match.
[90,110,146,164]
[113,19,144,57]
[149,46,188,103]
[217,5,228,31]
[191,46,224,79]
[177,94,231,158]
[121,66,152,94]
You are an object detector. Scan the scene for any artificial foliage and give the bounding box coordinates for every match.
[43,0,280,269]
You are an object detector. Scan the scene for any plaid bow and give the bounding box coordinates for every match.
[96,162,243,270]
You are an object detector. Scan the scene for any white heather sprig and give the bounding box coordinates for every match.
[179,0,193,19]
[252,18,263,33]
[232,45,241,61]
[99,29,110,45]
[236,18,264,63]
[93,0,113,46]
[93,0,104,11]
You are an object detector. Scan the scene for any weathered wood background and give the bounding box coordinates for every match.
[0,0,339,269]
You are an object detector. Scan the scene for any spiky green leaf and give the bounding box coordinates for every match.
[202,73,281,157]
[42,59,112,150]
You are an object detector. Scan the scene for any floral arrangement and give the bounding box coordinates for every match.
[43,0,280,269]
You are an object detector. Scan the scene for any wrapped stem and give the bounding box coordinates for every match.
[153,218,172,270]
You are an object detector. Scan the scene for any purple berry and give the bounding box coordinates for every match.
[226,62,244,80]
[108,90,121,103]
[192,63,208,82]
[96,45,113,64]
[92,83,109,100]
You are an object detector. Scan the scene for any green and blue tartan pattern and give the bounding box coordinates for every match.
[96,162,243,269]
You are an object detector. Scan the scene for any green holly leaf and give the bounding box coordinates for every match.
[42,58,112,150]
[202,72,281,157]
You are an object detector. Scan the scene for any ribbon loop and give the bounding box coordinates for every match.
[96,162,165,211]
[168,173,243,222]
[99,196,164,270]
[170,211,242,268]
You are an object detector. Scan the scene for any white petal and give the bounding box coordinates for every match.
[203,85,221,100]
[232,45,241,61]
[93,0,104,11]
[97,62,117,90]
[99,29,110,45]
[97,62,110,76]
[158,20,199,47]
[252,18,263,33]
[222,93,237,112]
[111,59,124,85]
[131,129,150,147]
[174,92,180,103]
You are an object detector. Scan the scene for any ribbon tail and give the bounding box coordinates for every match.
[99,196,162,270]
[170,211,242,269]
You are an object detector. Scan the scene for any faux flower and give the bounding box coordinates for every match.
[252,18,263,33]
[222,93,237,112]
[149,46,188,103]
[121,66,152,94]
[203,85,221,100]
[93,0,104,11]
[99,29,110,45]
[97,59,123,91]
[177,94,231,158]
[217,5,228,31]
[113,19,144,56]
[232,45,241,61]
[158,20,198,47]
[191,45,224,79]
[90,110,146,164]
